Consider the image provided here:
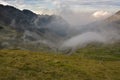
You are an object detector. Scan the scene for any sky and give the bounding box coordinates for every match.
[0,0,120,14]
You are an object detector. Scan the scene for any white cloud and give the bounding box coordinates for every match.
[92,11,111,18]
[0,0,9,5]
[0,0,119,14]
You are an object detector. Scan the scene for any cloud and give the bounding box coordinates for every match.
[92,11,111,18]
[0,0,27,9]
[0,0,120,14]
[62,32,107,48]
[0,0,9,5]
[51,0,120,15]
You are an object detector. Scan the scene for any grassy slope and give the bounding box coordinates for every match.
[0,43,120,80]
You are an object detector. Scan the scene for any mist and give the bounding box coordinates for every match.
[49,2,118,50]
[0,4,120,52]
[62,32,107,48]
[57,11,120,50]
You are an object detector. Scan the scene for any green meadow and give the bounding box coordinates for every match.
[0,43,120,80]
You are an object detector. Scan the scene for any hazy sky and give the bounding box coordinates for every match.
[0,0,120,14]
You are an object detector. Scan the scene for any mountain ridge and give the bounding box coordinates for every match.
[0,4,69,50]
[0,4,120,51]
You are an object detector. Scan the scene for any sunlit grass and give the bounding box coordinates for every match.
[0,44,120,80]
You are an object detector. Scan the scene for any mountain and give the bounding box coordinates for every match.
[63,10,120,50]
[0,4,69,35]
[0,4,69,50]
[83,10,120,33]
[107,11,120,24]
[0,4,120,51]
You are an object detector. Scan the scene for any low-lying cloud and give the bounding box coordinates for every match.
[62,32,107,48]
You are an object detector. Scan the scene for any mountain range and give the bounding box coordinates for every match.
[0,4,120,51]
[0,4,70,51]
